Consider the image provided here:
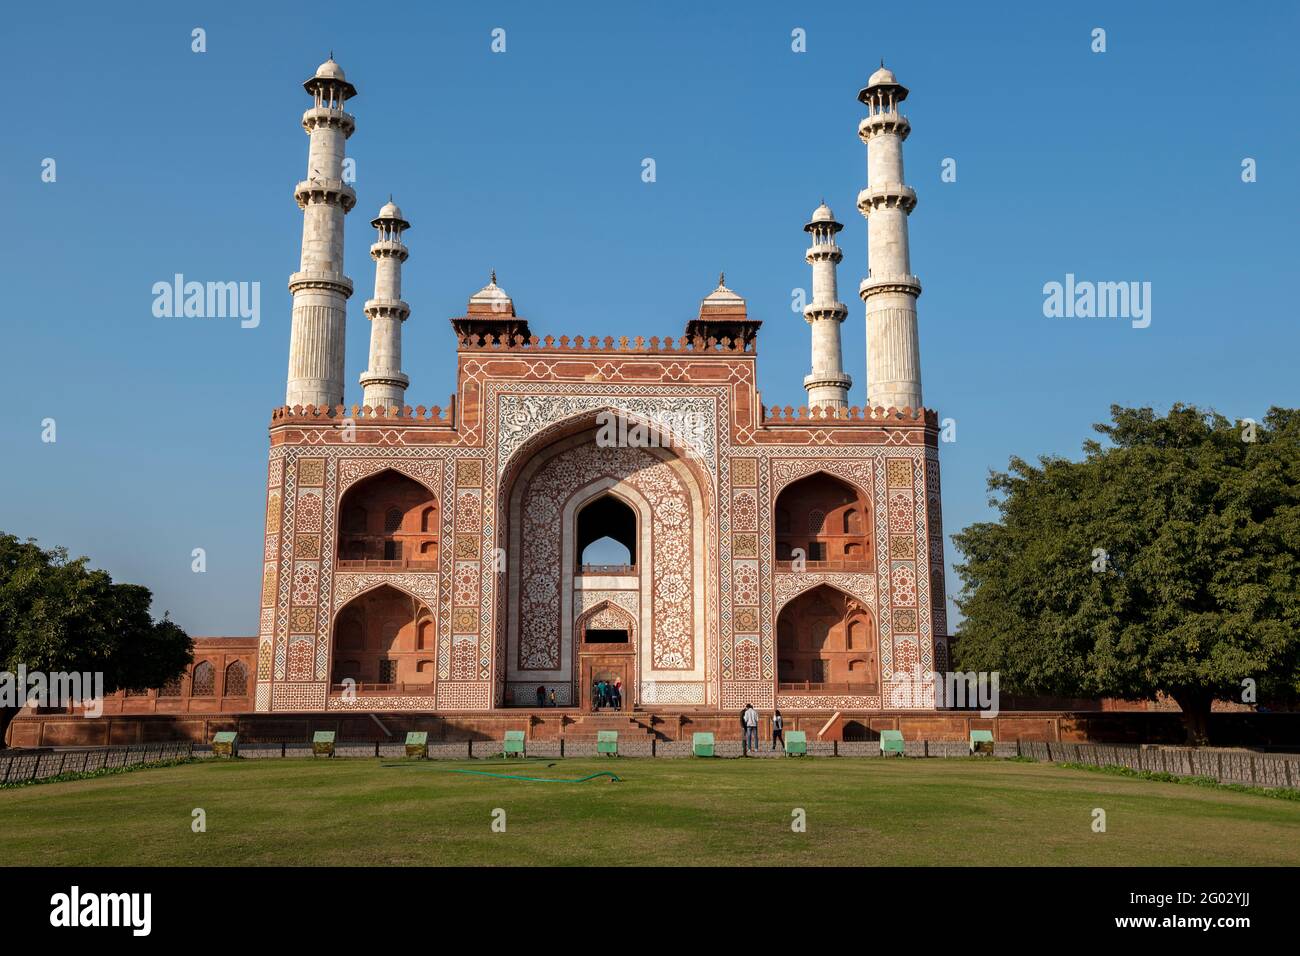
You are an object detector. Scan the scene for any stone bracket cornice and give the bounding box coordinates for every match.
[358,370,411,389]
[859,274,922,300]
[301,106,356,138]
[804,246,844,264]
[858,112,911,141]
[370,240,409,262]
[364,298,410,321]
[294,178,357,212]
[856,183,917,215]
[803,303,849,322]
[803,371,853,389]
[288,271,354,298]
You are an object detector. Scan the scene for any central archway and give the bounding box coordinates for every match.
[498,417,713,708]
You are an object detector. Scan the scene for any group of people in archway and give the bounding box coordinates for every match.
[592,677,623,710]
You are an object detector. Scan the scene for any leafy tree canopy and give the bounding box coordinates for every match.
[952,405,1300,742]
[0,534,192,746]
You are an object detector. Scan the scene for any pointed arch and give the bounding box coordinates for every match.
[576,600,637,644]
[775,584,878,694]
[330,583,436,687]
[773,470,872,570]
[498,417,713,706]
[336,468,438,568]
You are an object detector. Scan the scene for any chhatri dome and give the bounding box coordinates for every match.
[315,57,347,81]
[469,271,513,309]
[702,272,745,305]
[867,64,897,86]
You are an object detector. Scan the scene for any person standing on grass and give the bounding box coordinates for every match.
[772,709,784,750]
[743,703,759,755]
[739,705,750,755]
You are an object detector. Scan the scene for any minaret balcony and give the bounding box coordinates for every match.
[859,274,923,300]
[369,239,409,261]
[804,371,853,390]
[856,184,917,215]
[803,302,848,322]
[294,178,357,212]
[363,298,411,321]
[301,106,356,137]
[857,112,911,141]
[288,270,354,297]
[358,370,411,391]
[804,245,844,264]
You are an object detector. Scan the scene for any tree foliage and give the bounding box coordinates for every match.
[0,534,193,746]
[952,405,1300,743]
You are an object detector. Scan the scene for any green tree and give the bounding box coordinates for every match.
[952,405,1300,744]
[0,534,193,747]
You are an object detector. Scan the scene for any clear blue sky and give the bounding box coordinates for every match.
[3,1,1296,636]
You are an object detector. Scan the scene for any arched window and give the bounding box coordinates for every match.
[224,660,248,696]
[777,585,877,693]
[192,661,216,697]
[773,472,870,569]
[843,508,861,533]
[158,675,183,697]
[337,471,437,565]
[384,508,403,533]
[576,494,637,568]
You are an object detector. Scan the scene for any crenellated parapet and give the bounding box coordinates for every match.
[762,404,937,425]
[271,402,456,424]
[454,333,757,354]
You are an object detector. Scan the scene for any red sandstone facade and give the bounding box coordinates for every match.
[254,288,950,717]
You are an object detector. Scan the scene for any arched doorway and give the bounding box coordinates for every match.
[773,472,871,569]
[776,585,878,695]
[576,601,635,711]
[330,584,435,690]
[337,471,438,568]
[499,419,712,709]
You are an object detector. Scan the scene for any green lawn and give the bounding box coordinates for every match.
[3,756,1298,866]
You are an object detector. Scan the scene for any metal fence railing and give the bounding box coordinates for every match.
[0,743,194,784]
[1019,740,1300,790]
[5,739,1296,790]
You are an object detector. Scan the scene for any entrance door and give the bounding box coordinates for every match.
[580,657,632,711]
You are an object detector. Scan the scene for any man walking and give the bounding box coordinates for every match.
[772,709,784,751]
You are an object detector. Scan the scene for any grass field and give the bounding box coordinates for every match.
[3,756,1299,866]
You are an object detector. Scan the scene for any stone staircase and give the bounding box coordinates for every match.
[562,714,657,741]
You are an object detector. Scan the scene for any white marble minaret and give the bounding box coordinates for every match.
[286,57,357,409]
[359,201,411,409]
[802,202,852,409]
[857,63,924,411]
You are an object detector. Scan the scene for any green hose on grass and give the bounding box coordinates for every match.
[381,763,620,783]
[448,769,620,783]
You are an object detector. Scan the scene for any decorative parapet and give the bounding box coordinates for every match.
[453,332,756,354]
[762,404,937,425]
[270,401,456,424]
